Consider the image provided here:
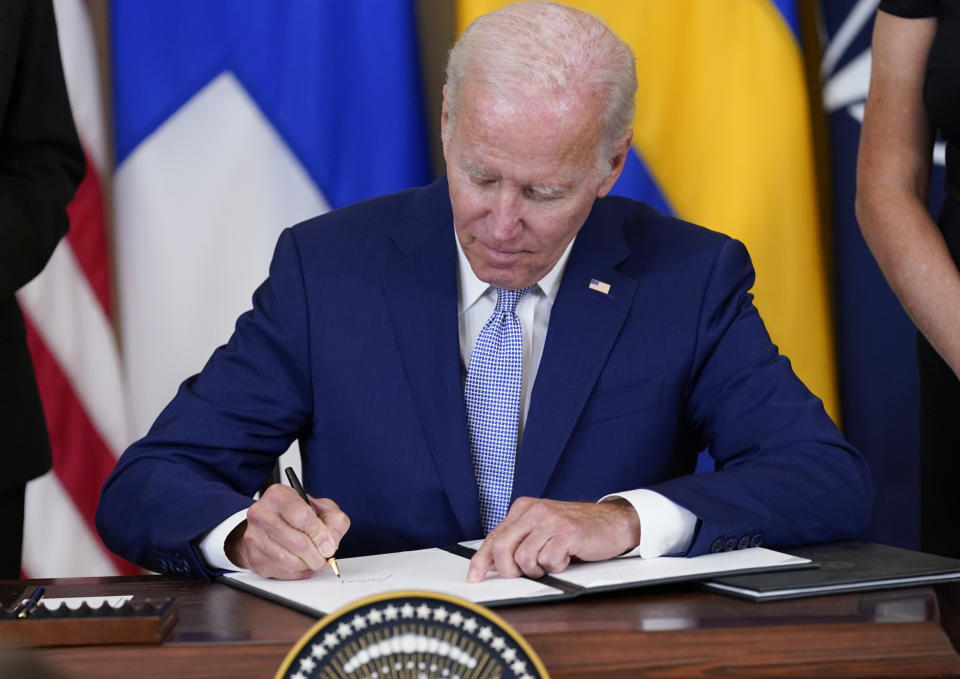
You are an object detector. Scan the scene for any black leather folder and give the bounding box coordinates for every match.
[700,541,960,601]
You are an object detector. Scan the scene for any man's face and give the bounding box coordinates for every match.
[442,81,627,290]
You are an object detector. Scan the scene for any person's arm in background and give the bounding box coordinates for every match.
[855,11,960,374]
[0,0,84,297]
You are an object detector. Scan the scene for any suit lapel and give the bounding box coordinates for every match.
[514,200,637,500]
[381,178,482,537]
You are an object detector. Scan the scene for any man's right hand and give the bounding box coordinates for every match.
[225,483,350,580]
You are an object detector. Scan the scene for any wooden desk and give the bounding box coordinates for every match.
[4,576,960,678]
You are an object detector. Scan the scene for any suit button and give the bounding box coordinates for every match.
[710,538,725,553]
[750,534,763,548]
[738,536,750,550]
[724,538,738,552]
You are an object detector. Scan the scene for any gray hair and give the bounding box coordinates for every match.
[444,2,637,177]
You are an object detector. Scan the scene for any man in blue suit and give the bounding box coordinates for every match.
[97,2,872,581]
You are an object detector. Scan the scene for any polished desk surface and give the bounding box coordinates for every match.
[5,575,960,678]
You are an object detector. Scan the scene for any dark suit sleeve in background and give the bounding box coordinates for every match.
[0,0,84,297]
[0,0,84,498]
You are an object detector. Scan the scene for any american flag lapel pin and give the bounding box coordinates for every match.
[588,278,611,295]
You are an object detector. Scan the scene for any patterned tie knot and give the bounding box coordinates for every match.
[494,286,534,315]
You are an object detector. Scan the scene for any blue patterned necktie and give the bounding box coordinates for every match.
[465,286,534,534]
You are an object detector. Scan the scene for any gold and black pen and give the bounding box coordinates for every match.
[284,467,341,581]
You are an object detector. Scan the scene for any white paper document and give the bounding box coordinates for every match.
[224,548,561,615]
[222,545,811,616]
[554,547,810,588]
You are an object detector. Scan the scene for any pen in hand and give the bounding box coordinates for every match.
[284,467,342,581]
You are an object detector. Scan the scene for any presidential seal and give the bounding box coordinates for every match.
[275,590,549,679]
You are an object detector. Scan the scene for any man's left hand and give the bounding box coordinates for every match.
[466,497,641,582]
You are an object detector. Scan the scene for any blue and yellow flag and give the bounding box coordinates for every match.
[456,1,838,421]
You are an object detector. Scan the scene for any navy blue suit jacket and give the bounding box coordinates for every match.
[97,176,872,579]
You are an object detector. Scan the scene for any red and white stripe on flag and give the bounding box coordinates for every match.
[15,0,138,577]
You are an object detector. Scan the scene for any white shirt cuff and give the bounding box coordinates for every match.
[197,508,251,572]
[600,489,697,558]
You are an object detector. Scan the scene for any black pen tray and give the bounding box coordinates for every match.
[0,598,178,647]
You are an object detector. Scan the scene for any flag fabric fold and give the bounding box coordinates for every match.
[18,0,137,578]
[110,2,431,441]
[22,1,431,577]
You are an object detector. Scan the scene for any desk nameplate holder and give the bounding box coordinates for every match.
[0,597,178,647]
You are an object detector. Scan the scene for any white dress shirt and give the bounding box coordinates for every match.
[200,232,696,570]
[455,237,695,559]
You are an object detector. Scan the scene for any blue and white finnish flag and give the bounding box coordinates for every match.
[110,2,431,438]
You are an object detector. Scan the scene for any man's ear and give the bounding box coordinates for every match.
[597,129,633,198]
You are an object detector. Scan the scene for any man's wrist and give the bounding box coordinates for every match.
[599,496,642,555]
[197,507,250,571]
[599,489,697,558]
[224,519,248,569]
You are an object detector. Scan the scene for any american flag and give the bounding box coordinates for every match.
[16,0,430,577]
[16,0,138,577]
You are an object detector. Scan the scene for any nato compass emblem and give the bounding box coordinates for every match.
[274,590,549,679]
[822,0,945,167]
